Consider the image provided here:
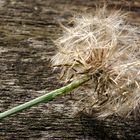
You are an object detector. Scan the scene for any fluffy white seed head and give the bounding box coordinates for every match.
[51,8,140,119]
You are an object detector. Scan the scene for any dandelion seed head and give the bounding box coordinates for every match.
[51,8,140,119]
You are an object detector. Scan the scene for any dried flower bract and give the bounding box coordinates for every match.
[52,8,140,119]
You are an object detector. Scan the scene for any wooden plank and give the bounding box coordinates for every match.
[0,0,139,139]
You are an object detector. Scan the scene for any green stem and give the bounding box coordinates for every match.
[0,77,90,120]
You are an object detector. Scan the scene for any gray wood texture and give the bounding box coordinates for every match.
[0,0,140,139]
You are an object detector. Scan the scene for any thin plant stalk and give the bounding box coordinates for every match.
[0,77,90,120]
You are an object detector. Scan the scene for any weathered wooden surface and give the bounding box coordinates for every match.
[0,0,140,139]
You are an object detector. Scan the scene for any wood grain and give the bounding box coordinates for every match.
[0,0,139,139]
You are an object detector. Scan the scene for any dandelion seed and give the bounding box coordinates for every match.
[52,8,140,119]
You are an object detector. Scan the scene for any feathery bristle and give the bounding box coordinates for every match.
[51,8,140,119]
